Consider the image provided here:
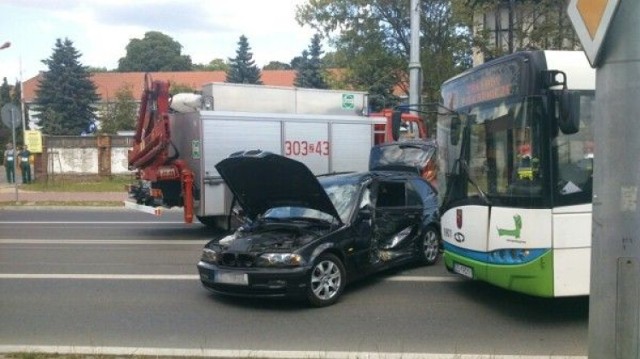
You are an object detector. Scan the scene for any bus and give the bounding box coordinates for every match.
[436,51,595,297]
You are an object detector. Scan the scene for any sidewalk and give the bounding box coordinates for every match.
[0,165,127,206]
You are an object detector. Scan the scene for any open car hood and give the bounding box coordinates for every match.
[369,139,437,173]
[215,151,342,223]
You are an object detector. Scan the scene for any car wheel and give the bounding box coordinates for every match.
[306,253,346,307]
[419,226,441,266]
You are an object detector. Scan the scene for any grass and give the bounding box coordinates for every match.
[19,174,134,192]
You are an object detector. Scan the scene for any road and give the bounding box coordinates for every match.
[0,208,589,358]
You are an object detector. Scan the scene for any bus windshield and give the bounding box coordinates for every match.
[439,91,595,208]
[466,96,543,202]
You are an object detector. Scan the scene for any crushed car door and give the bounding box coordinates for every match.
[371,179,422,262]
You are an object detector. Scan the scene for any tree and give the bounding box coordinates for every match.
[118,31,192,72]
[193,58,230,71]
[0,78,12,148]
[296,1,472,105]
[12,80,29,134]
[169,83,196,96]
[99,84,137,135]
[294,34,329,89]
[263,61,292,70]
[87,66,110,73]
[225,35,263,84]
[33,38,100,135]
[455,0,580,62]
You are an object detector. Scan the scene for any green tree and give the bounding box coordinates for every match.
[12,80,29,133]
[225,35,263,84]
[456,0,580,61]
[0,78,11,148]
[193,58,229,71]
[99,84,137,135]
[296,1,471,105]
[87,66,110,73]
[294,34,328,89]
[169,83,196,96]
[0,77,10,105]
[118,31,192,72]
[33,38,100,135]
[263,61,292,70]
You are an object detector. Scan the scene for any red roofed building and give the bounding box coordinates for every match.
[22,70,298,104]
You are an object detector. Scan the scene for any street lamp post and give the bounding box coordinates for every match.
[0,41,10,50]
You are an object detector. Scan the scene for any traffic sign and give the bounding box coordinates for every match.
[568,0,621,67]
[1,103,21,128]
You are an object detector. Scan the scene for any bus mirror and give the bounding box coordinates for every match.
[450,116,461,146]
[543,70,567,89]
[558,91,580,135]
[391,110,402,141]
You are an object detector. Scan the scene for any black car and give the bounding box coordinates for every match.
[197,150,440,307]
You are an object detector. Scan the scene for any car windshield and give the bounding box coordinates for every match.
[262,175,361,224]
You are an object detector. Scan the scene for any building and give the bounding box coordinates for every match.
[22,70,298,105]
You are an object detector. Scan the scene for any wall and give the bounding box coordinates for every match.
[38,135,134,177]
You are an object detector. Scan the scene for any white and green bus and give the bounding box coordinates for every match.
[437,51,595,297]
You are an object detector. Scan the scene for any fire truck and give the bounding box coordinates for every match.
[126,78,427,228]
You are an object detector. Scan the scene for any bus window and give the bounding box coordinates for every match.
[466,97,543,201]
[553,92,595,204]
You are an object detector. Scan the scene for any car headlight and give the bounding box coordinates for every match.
[201,248,219,263]
[255,253,305,267]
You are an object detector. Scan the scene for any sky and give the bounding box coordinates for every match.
[0,0,319,84]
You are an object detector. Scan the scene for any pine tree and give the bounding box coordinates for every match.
[294,34,328,89]
[12,80,29,131]
[33,38,100,135]
[225,35,263,84]
[0,77,10,105]
[0,78,12,148]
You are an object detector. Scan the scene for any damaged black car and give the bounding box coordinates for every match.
[197,149,440,307]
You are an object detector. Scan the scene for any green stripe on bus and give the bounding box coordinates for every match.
[445,250,554,297]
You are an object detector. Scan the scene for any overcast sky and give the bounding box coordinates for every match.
[0,0,319,84]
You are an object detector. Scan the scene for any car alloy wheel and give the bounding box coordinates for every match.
[307,253,345,307]
[420,226,441,265]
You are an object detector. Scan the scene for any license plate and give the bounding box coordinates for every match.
[215,271,248,285]
[453,263,473,279]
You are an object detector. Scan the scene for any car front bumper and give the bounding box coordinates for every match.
[197,261,311,298]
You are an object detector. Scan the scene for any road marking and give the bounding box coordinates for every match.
[0,239,208,245]
[0,345,587,359]
[0,273,459,282]
[0,274,200,280]
[0,221,187,224]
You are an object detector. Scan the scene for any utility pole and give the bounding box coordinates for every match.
[408,0,422,111]
[568,0,639,357]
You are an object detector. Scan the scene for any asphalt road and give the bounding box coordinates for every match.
[0,208,589,358]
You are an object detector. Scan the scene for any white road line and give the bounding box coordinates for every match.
[0,239,208,245]
[0,273,459,282]
[0,345,587,359]
[0,274,200,280]
[0,221,187,224]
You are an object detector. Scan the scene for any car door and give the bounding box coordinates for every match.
[371,178,423,261]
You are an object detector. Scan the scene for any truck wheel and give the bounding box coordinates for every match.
[197,215,241,230]
[306,253,346,307]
